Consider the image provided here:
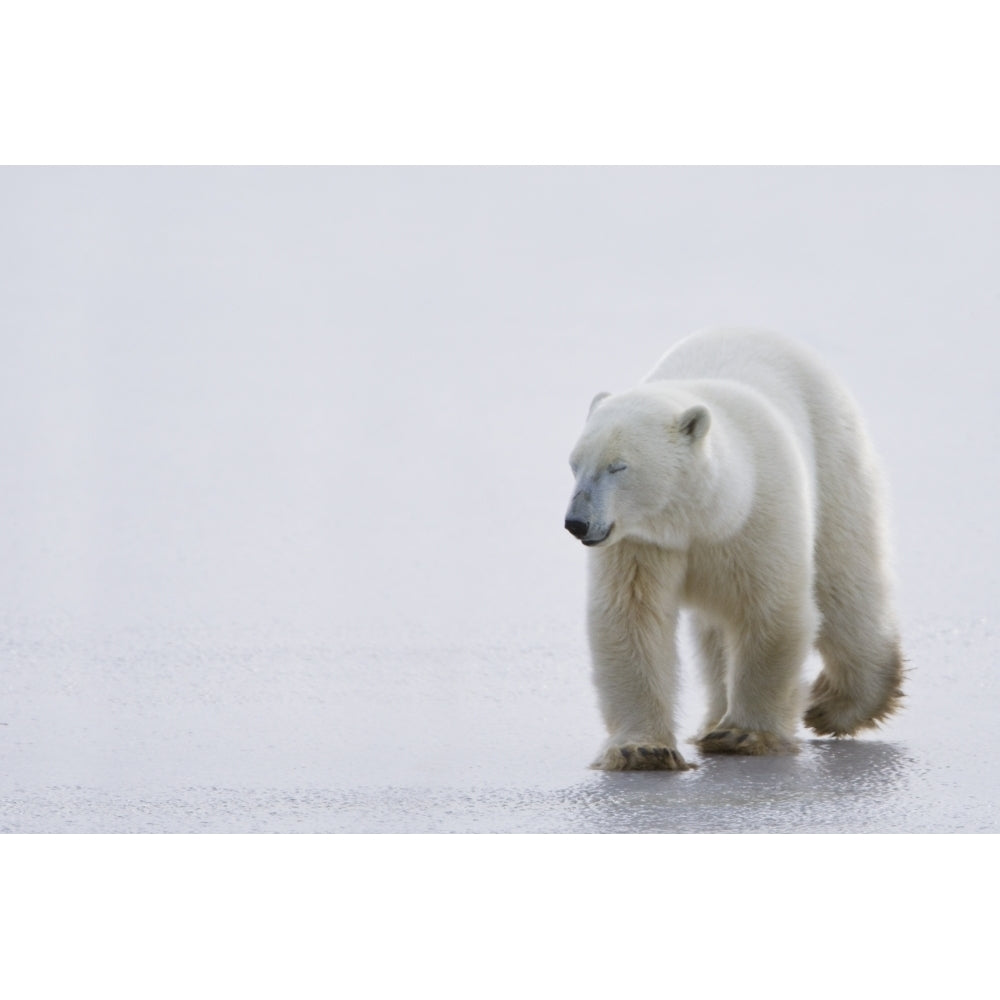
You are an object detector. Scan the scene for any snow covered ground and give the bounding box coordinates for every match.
[2,167,998,833]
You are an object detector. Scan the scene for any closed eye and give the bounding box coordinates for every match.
[608,463,627,474]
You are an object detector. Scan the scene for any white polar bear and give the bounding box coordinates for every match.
[565,328,904,771]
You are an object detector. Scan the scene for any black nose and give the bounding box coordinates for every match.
[565,518,589,539]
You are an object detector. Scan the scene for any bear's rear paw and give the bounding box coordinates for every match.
[697,727,798,756]
[591,743,694,771]
[803,696,863,737]
[804,673,904,737]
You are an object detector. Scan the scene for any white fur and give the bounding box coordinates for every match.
[565,329,903,771]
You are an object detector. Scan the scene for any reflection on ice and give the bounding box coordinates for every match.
[561,739,916,834]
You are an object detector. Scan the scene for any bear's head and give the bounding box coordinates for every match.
[565,385,711,548]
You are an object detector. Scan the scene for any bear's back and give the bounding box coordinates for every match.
[644,329,827,414]
[649,327,867,450]
[645,328,883,567]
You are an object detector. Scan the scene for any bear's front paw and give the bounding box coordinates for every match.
[591,743,694,771]
[697,727,798,756]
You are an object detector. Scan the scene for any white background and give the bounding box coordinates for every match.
[3,166,997,834]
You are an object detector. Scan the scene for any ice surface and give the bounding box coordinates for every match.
[2,167,998,832]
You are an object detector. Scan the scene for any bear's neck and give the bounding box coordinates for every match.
[682,430,757,545]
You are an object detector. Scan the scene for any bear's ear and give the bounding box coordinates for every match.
[679,404,710,442]
[588,392,611,418]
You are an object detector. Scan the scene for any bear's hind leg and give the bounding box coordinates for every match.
[807,513,905,736]
[806,627,904,737]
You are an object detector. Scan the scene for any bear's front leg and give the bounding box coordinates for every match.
[592,742,692,771]
[587,544,692,772]
[695,601,816,757]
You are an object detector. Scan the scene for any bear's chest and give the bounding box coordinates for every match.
[682,543,752,617]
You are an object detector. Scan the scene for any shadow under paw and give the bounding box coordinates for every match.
[592,744,695,771]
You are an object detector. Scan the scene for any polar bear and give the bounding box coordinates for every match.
[565,328,904,771]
